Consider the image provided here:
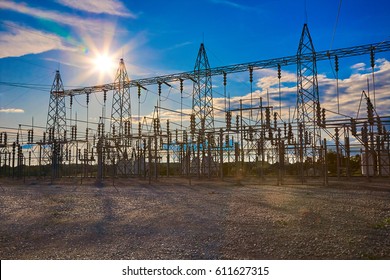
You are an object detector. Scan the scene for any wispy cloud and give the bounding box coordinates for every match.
[256,69,296,91]
[0,1,108,33]
[0,1,136,58]
[210,0,250,10]
[0,22,76,58]
[56,0,137,18]
[0,108,25,113]
[320,58,390,118]
[351,62,366,70]
[164,41,193,52]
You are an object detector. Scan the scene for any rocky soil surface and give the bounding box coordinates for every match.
[0,177,389,259]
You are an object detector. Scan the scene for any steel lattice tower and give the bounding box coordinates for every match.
[111,58,131,138]
[46,70,66,178]
[296,24,321,164]
[192,43,214,133]
[110,58,132,173]
[47,70,66,140]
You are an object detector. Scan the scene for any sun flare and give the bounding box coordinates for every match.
[93,54,115,75]
[71,23,135,85]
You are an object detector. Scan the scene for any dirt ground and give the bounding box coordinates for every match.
[0,176,389,259]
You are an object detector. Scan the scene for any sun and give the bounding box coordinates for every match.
[93,54,115,75]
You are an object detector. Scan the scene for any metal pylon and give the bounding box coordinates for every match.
[192,43,214,133]
[296,24,321,164]
[110,58,132,175]
[191,43,217,176]
[47,70,66,140]
[46,70,66,178]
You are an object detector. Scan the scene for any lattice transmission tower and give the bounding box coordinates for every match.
[110,58,133,174]
[192,43,214,134]
[47,70,66,141]
[296,24,322,164]
[46,70,66,178]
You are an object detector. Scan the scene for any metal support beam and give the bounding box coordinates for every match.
[63,40,390,96]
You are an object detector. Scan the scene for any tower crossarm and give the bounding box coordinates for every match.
[63,40,390,96]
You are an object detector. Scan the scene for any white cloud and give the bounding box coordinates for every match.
[0,108,24,113]
[321,59,390,118]
[350,62,368,72]
[256,69,296,91]
[0,1,109,33]
[0,1,139,59]
[351,62,366,70]
[0,22,76,58]
[56,0,137,18]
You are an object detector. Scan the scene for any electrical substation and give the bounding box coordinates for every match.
[1,24,390,184]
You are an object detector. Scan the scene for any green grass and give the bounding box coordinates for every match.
[373,217,390,229]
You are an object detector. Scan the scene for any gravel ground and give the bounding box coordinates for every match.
[0,177,389,259]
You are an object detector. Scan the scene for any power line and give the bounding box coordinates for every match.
[0,81,51,92]
[330,0,343,50]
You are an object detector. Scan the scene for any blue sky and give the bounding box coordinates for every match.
[0,0,389,134]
